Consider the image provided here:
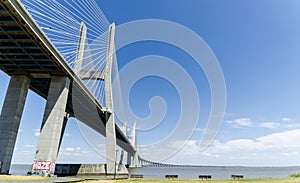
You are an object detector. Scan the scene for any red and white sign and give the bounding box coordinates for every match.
[32,160,55,171]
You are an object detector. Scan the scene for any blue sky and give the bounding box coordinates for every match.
[1,0,300,166]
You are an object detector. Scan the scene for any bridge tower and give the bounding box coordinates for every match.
[126,120,141,167]
[104,23,119,175]
[130,121,141,167]
[31,22,87,175]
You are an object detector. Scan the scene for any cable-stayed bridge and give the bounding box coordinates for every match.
[0,0,140,175]
[139,157,202,168]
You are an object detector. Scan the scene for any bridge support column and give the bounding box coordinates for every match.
[104,23,118,175]
[105,112,116,174]
[129,121,141,168]
[127,153,132,166]
[33,76,70,175]
[131,151,141,168]
[0,75,30,174]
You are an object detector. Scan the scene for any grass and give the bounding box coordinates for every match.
[83,178,300,183]
[0,175,48,181]
[290,172,300,178]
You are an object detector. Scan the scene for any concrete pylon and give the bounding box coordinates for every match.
[0,75,30,174]
[127,153,132,166]
[74,22,87,74]
[105,23,118,175]
[125,121,132,166]
[32,76,70,175]
[131,121,141,167]
[74,22,103,80]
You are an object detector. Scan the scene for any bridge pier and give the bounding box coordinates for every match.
[129,121,141,168]
[32,76,70,175]
[0,75,30,174]
[105,111,117,174]
[127,153,132,166]
[132,151,141,167]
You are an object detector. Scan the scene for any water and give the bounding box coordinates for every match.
[10,164,32,175]
[129,166,300,179]
[10,164,300,179]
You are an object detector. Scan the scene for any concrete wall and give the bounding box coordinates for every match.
[54,164,129,176]
[55,164,106,176]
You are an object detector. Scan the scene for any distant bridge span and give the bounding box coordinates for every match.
[139,157,201,168]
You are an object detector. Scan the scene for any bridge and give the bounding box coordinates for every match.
[139,157,202,168]
[0,0,141,175]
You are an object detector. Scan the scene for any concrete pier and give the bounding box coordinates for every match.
[130,121,141,168]
[55,164,106,176]
[132,151,141,167]
[55,164,128,177]
[105,23,119,175]
[127,153,132,166]
[33,76,70,175]
[0,75,30,174]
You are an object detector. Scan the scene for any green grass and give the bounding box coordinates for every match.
[290,172,300,178]
[0,175,49,181]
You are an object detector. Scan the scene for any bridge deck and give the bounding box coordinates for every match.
[0,0,134,154]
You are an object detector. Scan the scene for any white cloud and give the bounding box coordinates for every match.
[227,117,299,130]
[282,117,292,122]
[65,133,71,137]
[33,129,40,137]
[18,129,23,133]
[34,132,40,137]
[66,147,75,152]
[256,129,300,149]
[21,150,30,154]
[201,152,220,158]
[257,120,300,129]
[61,152,71,156]
[227,118,252,128]
[162,129,300,166]
[175,140,200,156]
[193,128,203,132]
[25,144,34,148]
[259,122,280,129]
[284,123,300,128]
[206,129,300,159]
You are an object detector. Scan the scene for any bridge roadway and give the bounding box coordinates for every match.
[0,0,135,154]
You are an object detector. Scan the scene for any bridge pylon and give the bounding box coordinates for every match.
[30,22,89,176]
[129,121,141,168]
[104,22,128,175]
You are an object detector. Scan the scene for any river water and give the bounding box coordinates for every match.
[129,166,300,179]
